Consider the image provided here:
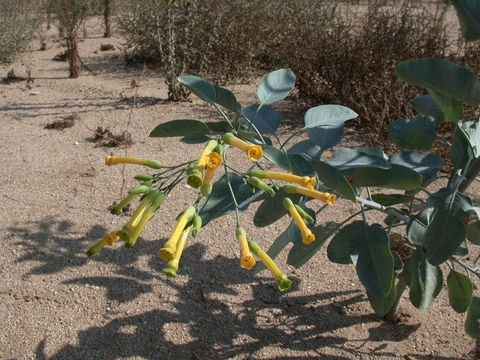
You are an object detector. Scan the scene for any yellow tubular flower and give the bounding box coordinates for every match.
[283,198,315,244]
[200,152,222,196]
[235,227,256,270]
[159,206,196,261]
[197,140,219,167]
[163,226,191,278]
[249,170,316,190]
[248,241,292,291]
[104,231,120,246]
[105,156,163,169]
[111,193,137,215]
[283,184,336,205]
[222,133,263,162]
[87,238,107,256]
[126,192,167,248]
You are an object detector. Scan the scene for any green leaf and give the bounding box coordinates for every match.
[257,69,296,105]
[466,297,480,339]
[304,105,358,128]
[254,223,300,275]
[307,125,344,150]
[404,249,443,311]
[410,94,444,122]
[310,160,356,202]
[150,119,209,137]
[178,75,216,104]
[329,147,390,172]
[388,115,437,151]
[367,281,397,317]
[289,154,316,177]
[392,251,404,274]
[447,269,474,313]
[396,58,480,107]
[287,222,339,268]
[263,146,293,172]
[406,208,433,246]
[287,140,323,160]
[253,188,301,227]
[242,104,281,134]
[327,221,364,264]
[180,133,211,144]
[150,119,231,138]
[467,207,480,245]
[450,0,480,41]
[199,174,259,226]
[451,121,480,170]
[425,189,469,265]
[351,164,423,191]
[428,89,463,123]
[350,223,394,297]
[213,85,241,113]
[371,194,412,206]
[389,151,445,186]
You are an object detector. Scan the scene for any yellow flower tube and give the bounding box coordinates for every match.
[200,152,222,196]
[283,184,336,205]
[248,241,292,291]
[235,227,256,270]
[222,133,263,162]
[249,170,316,190]
[159,206,196,261]
[163,226,191,278]
[197,140,219,167]
[111,193,137,215]
[105,156,163,169]
[283,198,315,244]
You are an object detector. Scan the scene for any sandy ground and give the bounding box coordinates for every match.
[0,17,478,360]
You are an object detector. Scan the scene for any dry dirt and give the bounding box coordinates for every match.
[0,18,478,360]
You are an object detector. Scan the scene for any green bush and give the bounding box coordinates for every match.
[0,0,43,65]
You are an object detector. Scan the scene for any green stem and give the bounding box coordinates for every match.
[223,149,241,227]
[280,128,305,151]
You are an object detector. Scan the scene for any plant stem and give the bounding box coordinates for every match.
[384,274,408,323]
[223,149,241,226]
[459,157,480,192]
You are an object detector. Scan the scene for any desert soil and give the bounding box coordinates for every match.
[0,17,478,360]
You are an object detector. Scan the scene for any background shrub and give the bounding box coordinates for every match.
[0,0,44,65]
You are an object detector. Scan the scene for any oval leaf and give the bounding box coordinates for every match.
[351,164,423,191]
[451,0,480,41]
[396,58,480,106]
[150,119,209,137]
[253,188,301,227]
[404,249,443,311]
[388,115,437,151]
[257,69,296,105]
[310,160,356,202]
[178,75,216,104]
[213,85,241,113]
[409,94,444,122]
[304,105,357,128]
[466,297,480,339]
[287,140,323,160]
[263,146,292,172]
[447,269,474,313]
[242,104,282,134]
[307,125,344,150]
[326,221,364,264]
[329,147,390,172]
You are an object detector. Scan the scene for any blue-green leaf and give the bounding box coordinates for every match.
[404,249,443,311]
[351,164,423,191]
[329,147,390,172]
[287,222,339,268]
[409,94,444,122]
[287,140,323,160]
[350,223,394,297]
[213,85,241,113]
[307,125,344,150]
[178,75,216,104]
[180,133,212,144]
[310,160,356,202]
[367,281,396,317]
[388,115,437,151]
[257,69,296,105]
[396,58,480,106]
[289,154,316,177]
[371,194,412,206]
[304,105,357,128]
[466,297,480,339]
[242,104,281,134]
[327,221,363,264]
[450,0,480,41]
[263,146,292,172]
[253,188,301,227]
[448,269,474,313]
[389,151,445,186]
[150,119,209,137]
[428,89,463,123]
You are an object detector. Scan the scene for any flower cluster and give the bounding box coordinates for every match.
[88,132,336,291]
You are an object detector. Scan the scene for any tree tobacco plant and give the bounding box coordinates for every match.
[88,0,480,339]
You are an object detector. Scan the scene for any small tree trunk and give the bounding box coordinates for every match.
[103,0,112,37]
[82,20,88,39]
[66,34,80,78]
[58,21,64,39]
[46,8,52,30]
